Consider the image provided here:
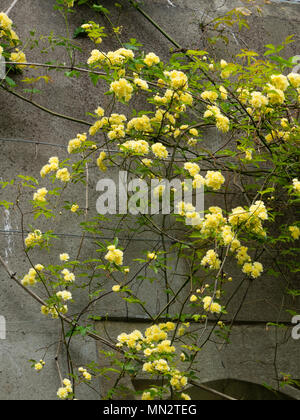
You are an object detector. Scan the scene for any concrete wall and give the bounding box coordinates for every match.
[0,0,300,400]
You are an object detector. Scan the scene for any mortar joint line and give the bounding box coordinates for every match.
[0,228,172,243]
[0,137,202,161]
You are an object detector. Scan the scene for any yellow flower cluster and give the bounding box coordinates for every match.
[10,49,27,69]
[127,115,152,132]
[134,76,149,90]
[147,252,157,260]
[56,168,71,183]
[164,70,188,91]
[159,322,176,331]
[170,371,188,390]
[156,340,176,354]
[109,113,127,125]
[56,290,72,301]
[142,158,153,167]
[87,49,105,65]
[21,267,41,286]
[249,91,269,108]
[229,201,268,237]
[289,226,300,240]
[201,90,218,102]
[245,149,253,160]
[110,78,133,102]
[0,13,23,64]
[144,52,160,67]
[68,133,87,154]
[237,87,250,104]
[216,114,230,133]
[196,207,226,236]
[184,162,200,177]
[230,204,258,226]
[203,296,222,314]
[95,106,105,117]
[33,187,48,203]
[34,360,45,371]
[57,379,72,400]
[205,171,225,191]
[89,117,109,136]
[189,128,199,137]
[265,130,290,143]
[41,304,68,319]
[153,87,192,108]
[270,74,289,92]
[87,48,134,66]
[78,367,92,381]
[190,294,198,303]
[249,201,268,220]
[81,22,104,44]
[0,12,13,31]
[40,156,59,177]
[143,359,170,374]
[117,324,191,395]
[142,390,156,400]
[117,330,144,349]
[177,201,196,217]
[61,268,75,283]
[288,73,300,88]
[221,224,235,245]
[145,324,169,343]
[204,105,230,132]
[151,143,168,159]
[97,151,107,172]
[219,58,226,69]
[108,124,126,140]
[235,246,251,265]
[41,156,70,182]
[105,245,124,265]
[293,178,300,193]
[25,230,43,248]
[193,174,205,189]
[71,204,79,213]
[120,140,149,155]
[60,253,70,262]
[219,59,232,78]
[266,84,285,105]
[183,201,267,280]
[201,249,221,270]
[242,261,264,279]
[219,85,228,100]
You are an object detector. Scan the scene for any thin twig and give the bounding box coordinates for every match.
[0,254,119,351]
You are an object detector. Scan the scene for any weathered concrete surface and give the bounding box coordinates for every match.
[0,0,300,400]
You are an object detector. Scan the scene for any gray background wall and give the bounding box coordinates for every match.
[0,0,300,400]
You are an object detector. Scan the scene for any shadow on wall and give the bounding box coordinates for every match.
[133,378,296,400]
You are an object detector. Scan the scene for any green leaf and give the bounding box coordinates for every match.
[92,4,110,14]
[89,73,102,86]
[0,201,13,209]
[73,26,87,39]
[5,76,16,87]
